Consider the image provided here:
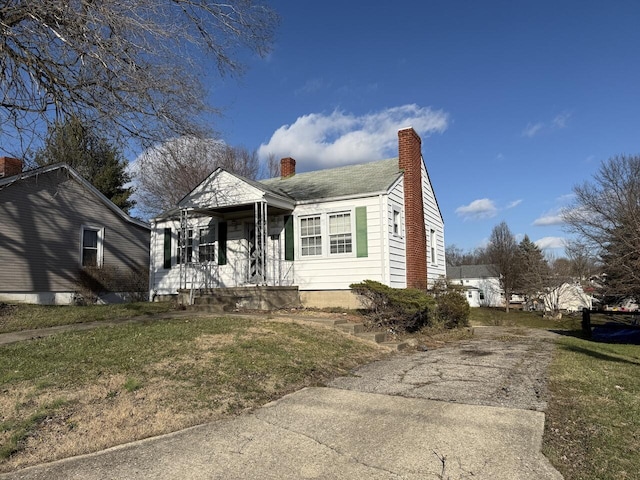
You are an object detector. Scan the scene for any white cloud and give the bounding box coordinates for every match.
[257,105,449,169]
[522,122,544,138]
[506,199,523,209]
[552,112,571,129]
[535,236,566,250]
[533,212,565,226]
[455,198,498,220]
[521,111,571,138]
[295,78,328,96]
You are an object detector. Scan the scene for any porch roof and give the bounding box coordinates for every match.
[259,158,403,201]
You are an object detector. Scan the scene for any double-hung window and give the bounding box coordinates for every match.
[300,216,322,256]
[81,226,103,267]
[328,212,352,254]
[198,227,215,262]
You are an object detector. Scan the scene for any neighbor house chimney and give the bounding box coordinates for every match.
[281,157,296,178]
[0,157,23,178]
[398,127,427,289]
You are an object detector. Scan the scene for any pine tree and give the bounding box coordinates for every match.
[34,116,135,213]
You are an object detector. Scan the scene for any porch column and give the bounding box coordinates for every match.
[253,201,268,285]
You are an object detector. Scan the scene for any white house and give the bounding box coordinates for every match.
[542,282,594,313]
[148,128,446,308]
[446,264,504,308]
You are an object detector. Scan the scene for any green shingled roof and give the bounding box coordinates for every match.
[259,158,402,201]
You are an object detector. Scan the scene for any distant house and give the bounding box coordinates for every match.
[148,127,446,308]
[0,159,150,304]
[446,264,504,308]
[542,282,594,313]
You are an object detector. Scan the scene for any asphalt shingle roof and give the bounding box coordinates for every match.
[446,264,497,280]
[259,158,402,201]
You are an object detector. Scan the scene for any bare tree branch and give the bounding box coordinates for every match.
[0,0,278,152]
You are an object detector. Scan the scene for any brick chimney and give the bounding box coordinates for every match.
[280,157,296,178]
[0,157,23,178]
[398,127,427,289]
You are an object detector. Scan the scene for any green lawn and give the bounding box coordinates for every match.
[469,306,582,330]
[0,314,385,471]
[0,302,175,333]
[543,334,640,480]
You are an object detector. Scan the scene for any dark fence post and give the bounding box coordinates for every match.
[582,308,591,337]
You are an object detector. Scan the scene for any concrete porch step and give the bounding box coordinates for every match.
[335,322,366,334]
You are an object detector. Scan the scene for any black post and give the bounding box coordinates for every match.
[582,308,591,338]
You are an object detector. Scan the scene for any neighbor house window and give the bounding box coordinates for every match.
[81,226,103,267]
[300,216,322,256]
[198,227,215,262]
[328,212,352,254]
[177,229,193,264]
[479,290,485,301]
[468,291,473,299]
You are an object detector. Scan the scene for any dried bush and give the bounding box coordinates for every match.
[350,280,436,333]
[75,265,148,304]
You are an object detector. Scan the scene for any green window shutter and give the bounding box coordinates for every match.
[284,215,294,261]
[218,222,227,265]
[163,228,172,269]
[355,206,368,258]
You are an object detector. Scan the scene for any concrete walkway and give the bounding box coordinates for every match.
[0,323,563,479]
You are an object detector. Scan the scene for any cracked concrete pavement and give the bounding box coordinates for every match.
[0,326,564,480]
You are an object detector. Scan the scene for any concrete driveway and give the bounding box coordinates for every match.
[0,326,563,480]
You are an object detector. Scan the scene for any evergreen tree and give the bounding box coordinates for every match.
[518,235,550,303]
[34,117,134,213]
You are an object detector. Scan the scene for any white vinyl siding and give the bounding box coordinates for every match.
[292,196,382,290]
[387,179,406,288]
[421,161,446,284]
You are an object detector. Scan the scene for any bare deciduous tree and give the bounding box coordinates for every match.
[486,221,521,312]
[132,136,259,217]
[0,1,277,151]
[563,155,640,301]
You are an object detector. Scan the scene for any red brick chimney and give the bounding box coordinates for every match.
[398,128,427,289]
[281,157,296,178]
[0,157,23,178]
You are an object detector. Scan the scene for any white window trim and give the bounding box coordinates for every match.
[430,228,437,266]
[297,209,356,259]
[392,206,403,238]
[80,225,104,267]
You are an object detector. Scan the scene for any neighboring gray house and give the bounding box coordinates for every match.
[0,159,150,304]
[149,128,446,308]
[447,264,504,307]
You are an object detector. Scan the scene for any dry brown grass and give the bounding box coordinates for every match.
[0,315,386,472]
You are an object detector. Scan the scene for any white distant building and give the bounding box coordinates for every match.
[446,264,504,308]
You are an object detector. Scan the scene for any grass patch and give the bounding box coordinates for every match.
[544,334,640,480]
[469,307,581,330]
[0,315,385,471]
[0,302,176,334]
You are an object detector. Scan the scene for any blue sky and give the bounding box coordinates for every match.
[202,0,640,255]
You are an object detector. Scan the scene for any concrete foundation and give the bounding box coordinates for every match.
[299,290,364,310]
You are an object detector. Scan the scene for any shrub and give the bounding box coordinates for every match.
[350,280,436,333]
[430,279,470,328]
